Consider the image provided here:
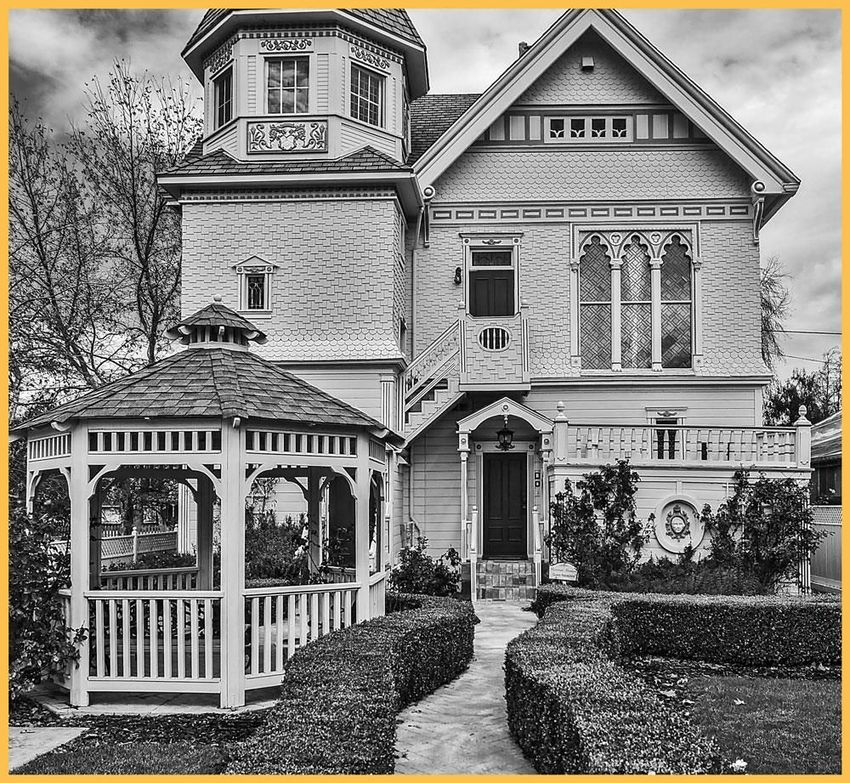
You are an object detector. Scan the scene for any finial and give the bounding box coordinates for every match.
[557,401,565,413]
[555,401,568,422]
[796,404,811,425]
[213,295,223,303]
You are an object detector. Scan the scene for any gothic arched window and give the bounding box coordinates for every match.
[579,235,612,369]
[620,237,652,369]
[661,236,692,368]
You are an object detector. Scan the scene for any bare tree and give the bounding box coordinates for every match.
[9,101,134,420]
[67,61,202,365]
[760,255,791,370]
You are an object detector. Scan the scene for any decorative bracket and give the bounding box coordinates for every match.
[751,181,766,245]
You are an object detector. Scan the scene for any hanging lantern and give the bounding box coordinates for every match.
[496,415,514,451]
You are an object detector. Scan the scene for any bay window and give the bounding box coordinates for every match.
[351,64,384,127]
[266,56,310,114]
[213,67,233,129]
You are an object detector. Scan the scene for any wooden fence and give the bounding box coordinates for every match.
[811,505,841,593]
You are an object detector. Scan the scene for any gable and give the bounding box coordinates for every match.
[415,9,798,221]
[515,30,666,107]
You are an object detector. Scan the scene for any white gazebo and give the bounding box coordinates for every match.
[15,303,399,708]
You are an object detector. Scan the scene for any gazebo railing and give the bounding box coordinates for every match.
[85,590,222,688]
[100,567,200,591]
[243,582,361,687]
[369,571,388,618]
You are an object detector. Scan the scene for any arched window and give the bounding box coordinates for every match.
[620,236,652,369]
[661,236,692,368]
[579,235,611,369]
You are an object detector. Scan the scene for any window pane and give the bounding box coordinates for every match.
[280,91,295,114]
[661,236,691,300]
[621,303,652,368]
[580,304,611,369]
[549,118,565,139]
[215,70,232,128]
[295,88,309,113]
[570,118,586,138]
[662,302,692,368]
[621,239,651,301]
[294,57,309,87]
[247,275,266,310]
[591,118,606,138]
[471,250,513,266]
[267,61,281,87]
[281,59,295,88]
[579,236,611,301]
[268,91,281,114]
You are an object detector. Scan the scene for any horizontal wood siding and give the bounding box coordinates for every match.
[286,368,387,421]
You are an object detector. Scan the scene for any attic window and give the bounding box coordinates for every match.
[233,257,278,314]
[545,115,632,143]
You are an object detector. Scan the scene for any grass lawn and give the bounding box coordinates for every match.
[686,675,841,774]
[18,741,225,775]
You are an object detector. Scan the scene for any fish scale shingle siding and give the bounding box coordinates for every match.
[433,148,751,203]
[182,196,404,363]
[516,30,667,106]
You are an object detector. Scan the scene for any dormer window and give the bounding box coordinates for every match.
[232,257,278,314]
[213,67,233,129]
[266,57,310,114]
[351,64,384,127]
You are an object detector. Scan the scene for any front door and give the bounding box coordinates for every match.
[483,453,527,558]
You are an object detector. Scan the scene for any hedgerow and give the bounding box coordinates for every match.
[506,588,839,773]
[226,592,476,774]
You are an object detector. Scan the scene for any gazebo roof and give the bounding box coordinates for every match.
[15,303,394,438]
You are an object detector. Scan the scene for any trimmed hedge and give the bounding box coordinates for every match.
[506,596,722,773]
[532,584,840,665]
[507,588,840,773]
[227,592,476,774]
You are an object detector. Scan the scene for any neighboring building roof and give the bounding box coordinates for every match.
[413,9,799,224]
[16,348,386,432]
[164,146,410,178]
[409,93,481,164]
[185,8,423,52]
[812,410,842,463]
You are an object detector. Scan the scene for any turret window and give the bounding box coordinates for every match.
[266,57,310,114]
[351,65,384,127]
[214,67,233,128]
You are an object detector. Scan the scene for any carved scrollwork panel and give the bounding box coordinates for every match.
[247,120,328,153]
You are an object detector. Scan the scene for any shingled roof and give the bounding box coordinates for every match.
[185,8,423,52]
[409,93,481,164]
[164,146,410,178]
[16,348,387,433]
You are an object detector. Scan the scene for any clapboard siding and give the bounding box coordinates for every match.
[285,367,387,421]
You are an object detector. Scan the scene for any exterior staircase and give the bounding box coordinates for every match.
[401,321,464,443]
[475,560,536,601]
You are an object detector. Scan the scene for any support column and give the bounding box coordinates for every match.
[355,434,372,622]
[650,257,663,371]
[88,488,103,589]
[569,260,580,368]
[196,476,214,591]
[692,258,703,368]
[459,431,470,559]
[553,401,569,465]
[68,423,90,707]
[379,375,396,430]
[307,467,322,573]
[610,257,622,371]
[219,418,246,709]
[795,405,812,469]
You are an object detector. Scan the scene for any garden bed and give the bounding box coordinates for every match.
[226,591,477,774]
[506,587,840,774]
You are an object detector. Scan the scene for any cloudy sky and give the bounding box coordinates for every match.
[10,8,841,378]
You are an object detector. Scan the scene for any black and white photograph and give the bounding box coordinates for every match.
[8,5,842,774]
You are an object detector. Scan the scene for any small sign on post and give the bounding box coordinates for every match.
[549,561,578,583]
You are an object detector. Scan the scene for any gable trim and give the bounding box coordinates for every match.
[415,10,799,205]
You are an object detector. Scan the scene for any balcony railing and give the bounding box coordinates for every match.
[562,423,805,467]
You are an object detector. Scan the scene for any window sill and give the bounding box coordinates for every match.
[580,368,695,376]
[238,309,273,320]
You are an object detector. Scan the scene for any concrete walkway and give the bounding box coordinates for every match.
[9,727,86,771]
[394,601,537,774]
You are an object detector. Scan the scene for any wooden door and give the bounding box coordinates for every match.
[483,453,527,558]
[469,270,515,317]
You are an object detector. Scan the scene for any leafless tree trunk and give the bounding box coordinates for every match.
[760,255,790,370]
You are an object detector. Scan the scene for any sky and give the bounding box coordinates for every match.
[9,8,842,380]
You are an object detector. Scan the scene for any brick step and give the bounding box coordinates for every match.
[474,560,537,601]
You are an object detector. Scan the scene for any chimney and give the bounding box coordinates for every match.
[518,41,530,57]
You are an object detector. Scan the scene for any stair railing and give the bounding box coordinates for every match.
[401,320,461,424]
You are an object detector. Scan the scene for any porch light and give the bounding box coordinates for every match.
[496,415,515,451]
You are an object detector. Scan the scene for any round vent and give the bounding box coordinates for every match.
[478,326,511,351]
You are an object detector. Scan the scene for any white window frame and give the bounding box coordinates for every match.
[232,256,279,315]
[570,226,700,372]
[350,63,385,128]
[264,55,311,116]
[545,115,632,144]
[213,66,234,130]
[460,234,522,319]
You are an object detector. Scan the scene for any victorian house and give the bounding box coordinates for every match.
[16,8,809,707]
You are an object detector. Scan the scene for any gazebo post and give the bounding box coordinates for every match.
[306,467,322,574]
[196,475,214,590]
[355,434,372,622]
[219,418,246,709]
[88,488,103,589]
[68,422,91,707]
